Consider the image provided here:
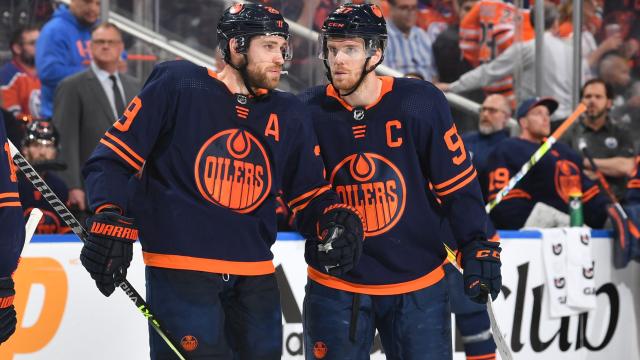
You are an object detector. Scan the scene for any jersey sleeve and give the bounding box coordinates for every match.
[280,106,339,240]
[415,84,492,247]
[82,63,174,214]
[0,113,25,277]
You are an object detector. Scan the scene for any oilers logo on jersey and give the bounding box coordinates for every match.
[554,159,581,203]
[330,152,406,237]
[195,128,271,213]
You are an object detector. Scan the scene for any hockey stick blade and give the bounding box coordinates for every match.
[24,208,43,246]
[444,244,513,360]
[7,140,188,360]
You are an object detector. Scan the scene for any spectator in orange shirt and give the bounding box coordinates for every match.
[0,26,41,121]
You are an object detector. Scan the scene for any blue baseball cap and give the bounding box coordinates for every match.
[516,97,558,119]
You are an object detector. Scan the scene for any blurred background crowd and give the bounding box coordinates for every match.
[2,0,640,236]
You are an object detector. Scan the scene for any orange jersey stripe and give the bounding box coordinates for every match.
[308,263,445,296]
[0,192,19,199]
[582,185,600,202]
[291,186,332,215]
[628,179,640,189]
[433,164,474,190]
[288,184,332,210]
[95,203,123,214]
[143,252,275,275]
[0,202,21,208]
[468,354,496,360]
[104,132,145,163]
[435,170,477,197]
[100,139,142,171]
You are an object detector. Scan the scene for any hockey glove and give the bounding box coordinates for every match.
[0,277,16,344]
[315,204,365,276]
[80,212,137,297]
[459,240,502,304]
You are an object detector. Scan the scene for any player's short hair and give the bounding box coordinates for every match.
[91,22,123,38]
[580,78,614,100]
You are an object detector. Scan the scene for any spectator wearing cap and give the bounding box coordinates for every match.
[383,0,438,81]
[35,0,100,118]
[53,23,140,212]
[565,78,636,201]
[0,26,41,120]
[484,97,608,229]
[17,119,71,234]
[462,94,511,195]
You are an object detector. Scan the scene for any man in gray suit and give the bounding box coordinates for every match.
[54,22,140,211]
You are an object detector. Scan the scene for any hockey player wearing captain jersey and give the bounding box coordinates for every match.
[299,4,501,359]
[0,112,26,345]
[485,97,609,229]
[78,4,364,359]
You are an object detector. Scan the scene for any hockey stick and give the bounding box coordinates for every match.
[444,243,513,360]
[485,103,587,213]
[579,140,640,234]
[7,141,188,360]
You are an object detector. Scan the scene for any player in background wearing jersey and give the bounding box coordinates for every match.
[485,97,608,229]
[0,111,26,345]
[79,4,364,359]
[17,120,70,234]
[299,4,500,358]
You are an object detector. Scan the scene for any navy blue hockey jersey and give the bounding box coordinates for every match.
[18,171,70,234]
[485,137,608,229]
[0,112,25,277]
[300,77,491,295]
[83,61,338,276]
[627,157,640,204]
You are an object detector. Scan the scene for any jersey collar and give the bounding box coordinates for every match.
[326,76,394,112]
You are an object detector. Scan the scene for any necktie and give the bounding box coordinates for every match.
[109,74,126,116]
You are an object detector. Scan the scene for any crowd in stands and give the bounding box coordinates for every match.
[2,0,640,235]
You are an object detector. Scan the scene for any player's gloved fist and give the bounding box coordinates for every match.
[315,204,365,276]
[459,240,502,304]
[81,212,137,297]
[0,277,16,344]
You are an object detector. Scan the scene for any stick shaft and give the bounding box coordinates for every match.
[8,140,188,360]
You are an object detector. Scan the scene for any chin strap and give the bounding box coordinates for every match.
[323,53,385,97]
[227,54,259,98]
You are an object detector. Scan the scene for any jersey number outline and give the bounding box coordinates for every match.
[3,142,17,183]
[114,96,142,132]
[443,124,467,165]
[488,167,509,191]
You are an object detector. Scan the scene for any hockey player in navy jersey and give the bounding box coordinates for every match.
[79,4,364,359]
[0,111,26,345]
[17,120,70,234]
[485,97,608,229]
[299,4,501,358]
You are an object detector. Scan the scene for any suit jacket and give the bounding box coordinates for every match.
[53,67,140,189]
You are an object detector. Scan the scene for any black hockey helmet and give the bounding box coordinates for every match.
[22,119,59,147]
[319,3,387,60]
[217,3,291,62]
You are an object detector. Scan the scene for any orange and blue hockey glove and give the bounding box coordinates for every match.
[459,240,502,304]
[314,205,365,276]
[80,211,137,297]
[0,277,16,344]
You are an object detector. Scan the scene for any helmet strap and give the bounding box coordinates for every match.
[225,37,265,99]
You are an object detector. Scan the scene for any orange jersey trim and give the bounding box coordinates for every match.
[100,139,142,171]
[468,354,496,360]
[104,132,145,163]
[95,203,123,214]
[288,184,331,211]
[433,165,474,190]
[488,189,532,201]
[143,252,275,276]
[0,202,21,208]
[582,185,600,203]
[435,170,477,197]
[628,179,640,189]
[0,192,19,199]
[326,76,394,111]
[307,263,445,295]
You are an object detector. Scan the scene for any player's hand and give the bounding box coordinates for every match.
[68,189,86,211]
[435,82,450,92]
[0,277,17,344]
[315,204,365,276]
[459,240,502,304]
[80,212,137,296]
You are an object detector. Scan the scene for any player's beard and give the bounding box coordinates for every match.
[20,53,35,67]
[246,63,281,90]
[331,69,361,94]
